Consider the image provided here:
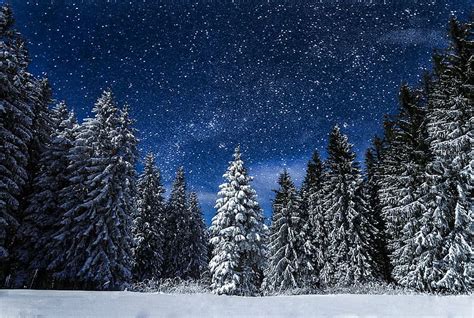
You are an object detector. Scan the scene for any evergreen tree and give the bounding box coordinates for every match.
[162,166,189,278]
[132,153,166,282]
[0,5,34,274]
[301,151,326,285]
[11,102,76,288]
[377,84,432,289]
[185,192,209,279]
[164,167,185,278]
[365,138,391,282]
[47,90,137,290]
[320,126,378,286]
[417,17,473,293]
[209,146,265,295]
[26,78,53,181]
[265,170,305,293]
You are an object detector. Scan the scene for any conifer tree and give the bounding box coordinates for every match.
[265,170,305,293]
[162,166,189,278]
[0,5,35,272]
[185,192,209,279]
[12,102,76,288]
[378,84,432,289]
[365,138,391,282]
[132,153,166,282]
[320,126,378,286]
[209,146,265,295]
[301,151,325,285]
[417,17,473,293]
[47,90,137,290]
[26,78,53,181]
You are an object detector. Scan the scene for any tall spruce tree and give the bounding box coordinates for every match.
[320,126,379,286]
[163,166,189,278]
[365,138,391,282]
[378,84,432,290]
[0,5,35,275]
[26,78,53,182]
[185,192,209,279]
[132,153,166,282]
[417,17,473,293]
[265,170,305,293]
[301,151,326,285]
[209,146,265,295]
[47,90,137,290]
[11,102,76,288]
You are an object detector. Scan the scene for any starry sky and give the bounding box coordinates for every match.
[6,0,472,222]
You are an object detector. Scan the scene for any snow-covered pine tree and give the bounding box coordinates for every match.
[378,84,432,290]
[162,166,189,278]
[364,138,391,282]
[185,192,209,279]
[265,170,306,293]
[320,126,379,286]
[418,17,473,293]
[132,152,166,282]
[301,151,326,285]
[209,146,265,295]
[0,5,35,275]
[25,78,53,182]
[11,102,76,288]
[47,90,137,290]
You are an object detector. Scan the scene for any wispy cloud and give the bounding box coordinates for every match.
[379,28,446,47]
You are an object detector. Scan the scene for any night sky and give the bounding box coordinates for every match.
[6,0,472,222]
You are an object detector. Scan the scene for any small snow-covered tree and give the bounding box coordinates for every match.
[132,152,166,282]
[209,146,265,295]
[47,90,137,290]
[265,170,305,293]
[320,126,378,286]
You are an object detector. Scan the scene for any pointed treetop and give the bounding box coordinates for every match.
[233,144,241,160]
[143,152,156,174]
[121,103,134,125]
[171,166,186,191]
[189,192,200,207]
[93,89,118,118]
[329,124,348,146]
[54,101,69,118]
[121,103,131,117]
[327,125,356,170]
[176,165,185,177]
[52,101,76,132]
[398,83,420,114]
[277,169,295,191]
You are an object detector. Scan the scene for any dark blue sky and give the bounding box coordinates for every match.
[6,0,471,222]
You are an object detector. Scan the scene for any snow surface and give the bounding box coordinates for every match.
[0,290,472,318]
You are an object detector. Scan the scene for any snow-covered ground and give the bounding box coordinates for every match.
[1,289,471,318]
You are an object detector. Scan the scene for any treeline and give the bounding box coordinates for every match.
[0,5,472,295]
[254,16,472,295]
[0,6,208,290]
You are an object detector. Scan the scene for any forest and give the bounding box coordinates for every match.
[0,5,472,296]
